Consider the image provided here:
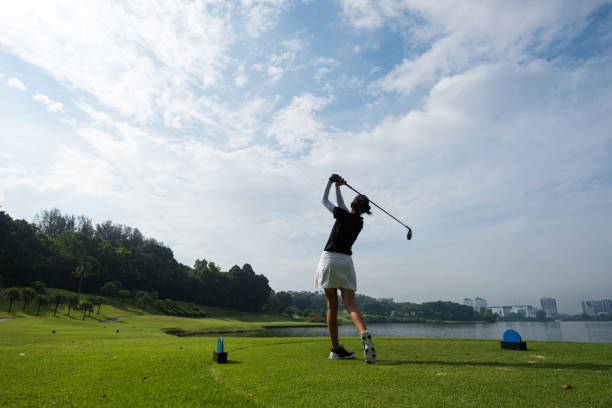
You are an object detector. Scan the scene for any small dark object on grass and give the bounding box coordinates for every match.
[116,329,120,333]
[562,384,572,389]
[52,330,56,334]
[143,376,148,380]
[100,394,106,399]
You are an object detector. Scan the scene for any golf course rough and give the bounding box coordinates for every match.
[1,313,611,407]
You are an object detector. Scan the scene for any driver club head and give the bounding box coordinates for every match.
[406,228,412,240]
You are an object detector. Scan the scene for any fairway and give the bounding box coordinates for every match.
[1,315,611,407]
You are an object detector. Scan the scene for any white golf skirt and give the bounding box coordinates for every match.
[315,251,357,291]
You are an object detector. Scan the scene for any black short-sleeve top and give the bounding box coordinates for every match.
[324,207,363,255]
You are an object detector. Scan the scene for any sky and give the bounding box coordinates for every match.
[1,1,611,314]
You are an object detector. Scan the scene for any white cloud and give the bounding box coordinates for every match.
[281,38,303,52]
[33,92,64,112]
[338,0,404,30]
[313,57,340,80]
[340,1,605,96]
[267,65,284,81]
[241,0,288,38]
[263,36,307,82]
[0,2,237,126]
[251,63,265,72]
[7,76,27,90]
[268,93,333,152]
[59,118,78,127]
[235,62,248,88]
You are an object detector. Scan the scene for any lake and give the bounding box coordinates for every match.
[243,321,612,343]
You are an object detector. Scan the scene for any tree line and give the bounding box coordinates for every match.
[274,291,496,323]
[0,209,272,311]
[4,281,99,319]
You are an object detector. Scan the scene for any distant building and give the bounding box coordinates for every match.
[474,297,487,312]
[603,299,612,314]
[484,306,505,317]
[376,298,394,303]
[540,297,558,317]
[483,305,535,318]
[463,298,474,308]
[582,299,612,316]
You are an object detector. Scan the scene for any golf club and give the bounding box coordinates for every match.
[344,183,413,241]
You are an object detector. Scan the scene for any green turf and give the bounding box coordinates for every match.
[1,294,611,407]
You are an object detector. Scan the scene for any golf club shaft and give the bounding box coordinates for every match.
[344,183,411,230]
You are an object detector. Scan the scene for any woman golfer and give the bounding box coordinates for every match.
[315,174,376,364]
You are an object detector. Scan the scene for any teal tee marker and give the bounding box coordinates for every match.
[213,336,227,363]
[217,337,224,352]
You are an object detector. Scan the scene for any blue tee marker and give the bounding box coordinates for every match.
[213,336,227,363]
[501,329,527,350]
[217,337,224,352]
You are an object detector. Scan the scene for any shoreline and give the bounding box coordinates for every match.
[164,323,327,337]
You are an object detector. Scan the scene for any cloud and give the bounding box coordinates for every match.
[7,76,27,90]
[340,1,605,96]
[267,65,284,81]
[264,36,306,81]
[241,0,288,38]
[268,93,334,152]
[235,62,248,87]
[33,92,64,112]
[312,57,340,80]
[0,2,243,129]
[338,0,404,30]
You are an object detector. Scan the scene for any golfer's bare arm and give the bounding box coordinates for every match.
[335,183,348,211]
[321,180,349,213]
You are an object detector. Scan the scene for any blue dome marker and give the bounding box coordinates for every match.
[501,329,527,350]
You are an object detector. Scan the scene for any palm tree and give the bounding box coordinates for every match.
[67,295,79,316]
[79,301,94,320]
[73,265,94,298]
[53,294,67,317]
[6,288,20,313]
[119,289,130,306]
[34,295,49,316]
[22,287,36,311]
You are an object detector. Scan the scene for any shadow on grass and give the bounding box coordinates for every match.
[377,360,611,371]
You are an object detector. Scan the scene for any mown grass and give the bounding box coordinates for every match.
[1,292,611,407]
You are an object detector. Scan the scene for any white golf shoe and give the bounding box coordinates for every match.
[361,330,377,364]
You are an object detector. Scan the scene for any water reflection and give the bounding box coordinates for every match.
[236,321,612,343]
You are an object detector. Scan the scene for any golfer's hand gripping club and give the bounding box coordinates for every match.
[329,174,346,186]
